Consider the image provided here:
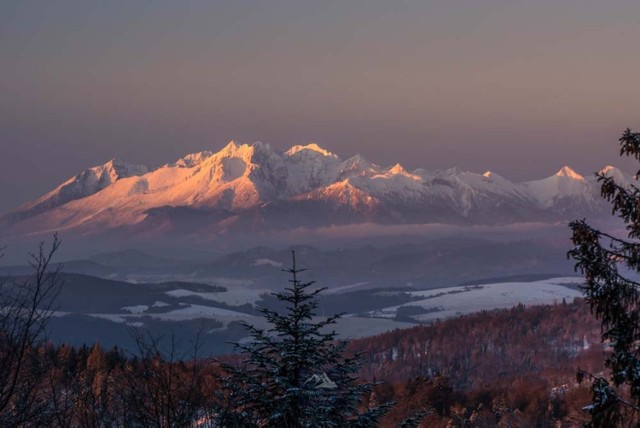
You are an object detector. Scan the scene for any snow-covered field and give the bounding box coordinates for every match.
[70,276,586,341]
[87,305,258,327]
[165,286,267,306]
[370,277,583,322]
[157,304,255,320]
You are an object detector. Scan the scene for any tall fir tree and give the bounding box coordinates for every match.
[569,128,640,426]
[213,251,391,427]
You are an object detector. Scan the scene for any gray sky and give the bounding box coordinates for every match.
[2,1,640,213]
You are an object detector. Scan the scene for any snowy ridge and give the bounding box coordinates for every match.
[524,166,594,210]
[170,151,214,168]
[1,141,631,236]
[598,165,629,186]
[8,159,148,221]
[285,143,337,158]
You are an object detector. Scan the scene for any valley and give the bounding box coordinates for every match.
[1,265,583,354]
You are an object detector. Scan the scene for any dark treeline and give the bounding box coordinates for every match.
[1,298,605,427]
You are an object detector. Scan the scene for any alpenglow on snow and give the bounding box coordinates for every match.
[0,141,623,238]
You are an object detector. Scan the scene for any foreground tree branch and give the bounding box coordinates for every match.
[569,129,640,427]
[0,234,62,425]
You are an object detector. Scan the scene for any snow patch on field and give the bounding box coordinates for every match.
[126,321,144,328]
[121,305,148,314]
[89,314,127,323]
[252,258,283,267]
[325,282,369,294]
[372,277,583,321]
[165,289,196,298]
[68,276,587,344]
[86,305,259,327]
[159,304,254,319]
[165,287,266,306]
[152,301,169,308]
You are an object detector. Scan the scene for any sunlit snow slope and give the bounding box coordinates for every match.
[1,141,627,238]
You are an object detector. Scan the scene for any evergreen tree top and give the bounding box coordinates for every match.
[213,250,391,427]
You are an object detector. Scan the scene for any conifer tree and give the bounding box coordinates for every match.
[214,251,391,427]
[569,128,640,426]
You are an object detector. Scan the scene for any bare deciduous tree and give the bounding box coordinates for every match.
[117,330,205,428]
[0,234,62,425]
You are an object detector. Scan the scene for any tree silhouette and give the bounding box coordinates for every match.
[0,235,62,425]
[214,251,391,427]
[569,128,640,426]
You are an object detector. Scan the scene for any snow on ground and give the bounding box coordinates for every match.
[371,277,583,321]
[126,321,144,327]
[158,304,253,319]
[203,277,255,288]
[88,314,127,323]
[81,307,412,340]
[325,282,369,294]
[151,301,170,307]
[85,305,259,327]
[165,289,197,298]
[252,258,283,267]
[165,286,267,306]
[121,305,149,314]
[64,276,587,343]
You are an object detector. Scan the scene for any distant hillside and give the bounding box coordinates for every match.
[349,299,603,425]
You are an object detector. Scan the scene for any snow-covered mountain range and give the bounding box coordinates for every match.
[0,141,628,238]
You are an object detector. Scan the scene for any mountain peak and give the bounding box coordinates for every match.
[98,158,148,180]
[105,158,123,167]
[598,165,628,184]
[556,166,584,180]
[340,154,375,174]
[172,151,214,168]
[388,163,407,175]
[286,143,336,158]
[218,140,274,155]
[598,165,622,176]
[223,140,238,151]
[217,140,244,158]
[480,171,508,183]
[5,157,148,221]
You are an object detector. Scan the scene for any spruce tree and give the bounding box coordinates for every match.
[569,128,640,426]
[214,251,391,427]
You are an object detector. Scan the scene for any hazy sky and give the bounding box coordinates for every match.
[2,1,640,213]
